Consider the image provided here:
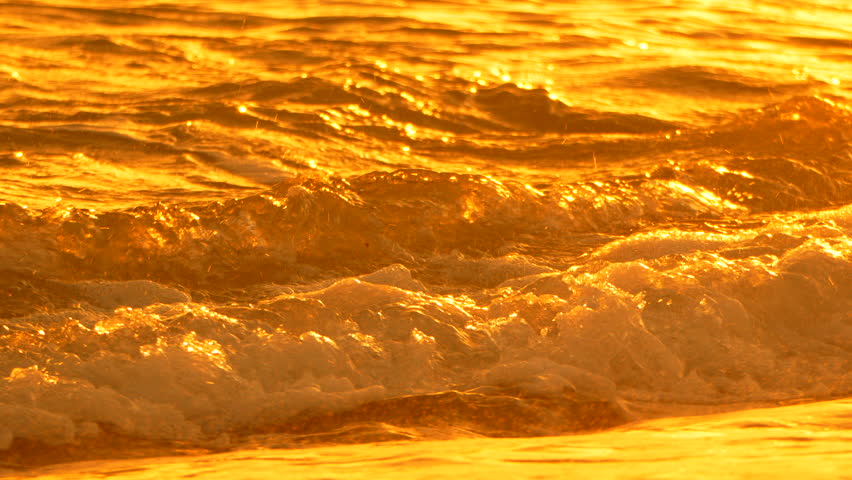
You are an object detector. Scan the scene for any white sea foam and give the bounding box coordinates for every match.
[2,216,851,451]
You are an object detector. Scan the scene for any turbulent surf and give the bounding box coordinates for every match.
[1,0,851,469]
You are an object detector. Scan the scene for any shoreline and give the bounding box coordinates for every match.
[7,397,851,479]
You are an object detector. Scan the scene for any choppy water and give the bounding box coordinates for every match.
[1,0,852,467]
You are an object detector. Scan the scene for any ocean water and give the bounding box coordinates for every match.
[1,0,851,474]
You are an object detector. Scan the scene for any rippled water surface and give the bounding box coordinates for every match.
[1,0,851,470]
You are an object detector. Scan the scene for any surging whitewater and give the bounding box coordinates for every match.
[0,0,851,471]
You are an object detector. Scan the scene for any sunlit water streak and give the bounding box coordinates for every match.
[1,0,851,473]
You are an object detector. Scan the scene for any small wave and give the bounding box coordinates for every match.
[613,66,817,98]
[2,210,852,455]
[472,84,678,133]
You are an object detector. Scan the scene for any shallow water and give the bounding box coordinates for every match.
[1,0,851,470]
[11,399,852,479]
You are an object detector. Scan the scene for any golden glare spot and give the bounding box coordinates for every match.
[346,104,371,117]
[669,181,696,196]
[179,332,230,371]
[815,95,845,109]
[38,329,45,336]
[147,227,166,246]
[441,136,450,143]
[401,146,411,153]
[524,184,545,197]
[675,130,682,135]
[562,195,575,204]
[462,196,479,221]
[665,134,671,139]
[11,71,20,80]
[307,159,318,168]
[548,93,559,100]
[13,151,24,158]
[501,74,511,82]
[227,58,235,65]
[400,92,416,103]
[830,77,840,85]
[700,191,720,202]
[639,42,649,50]
[237,105,248,114]
[792,67,810,81]
[469,86,478,93]
[94,322,117,335]
[412,328,435,344]
[404,123,417,137]
[819,241,844,259]
[791,113,801,121]
[185,120,193,127]
[375,60,387,70]
[415,75,425,81]
[473,71,481,78]
[319,112,342,130]
[260,194,283,207]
